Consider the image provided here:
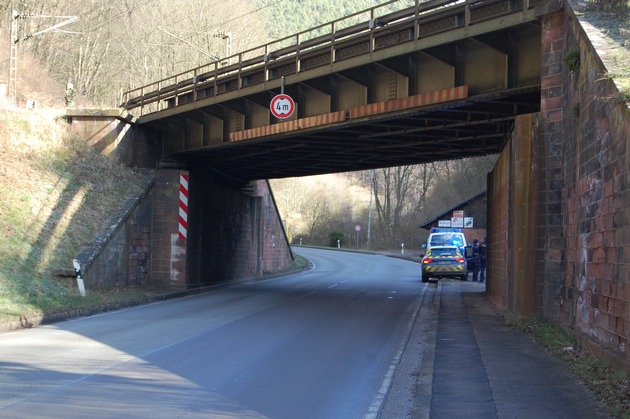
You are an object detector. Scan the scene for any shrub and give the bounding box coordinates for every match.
[328,231,345,247]
[586,0,630,15]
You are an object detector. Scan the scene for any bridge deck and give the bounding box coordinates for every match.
[122,0,562,183]
[177,85,539,182]
[122,0,548,117]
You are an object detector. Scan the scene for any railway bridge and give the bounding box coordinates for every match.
[66,0,630,366]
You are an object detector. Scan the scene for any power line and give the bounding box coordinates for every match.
[2,0,286,103]
[2,0,284,66]
[8,10,79,103]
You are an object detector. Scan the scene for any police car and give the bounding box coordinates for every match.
[421,245,468,282]
[423,228,473,270]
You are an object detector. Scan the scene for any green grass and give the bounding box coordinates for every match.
[519,320,630,418]
[0,108,310,326]
[0,109,152,325]
[291,254,309,271]
[586,0,630,16]
[0,106,307,324]
[580,2,630,103]
[0,250,172,325]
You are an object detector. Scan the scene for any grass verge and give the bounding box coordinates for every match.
[0,105,309,326]
[519,321,630,418]
[0,109,152,325]
[579,1,630,103]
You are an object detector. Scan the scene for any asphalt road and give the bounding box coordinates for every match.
[0,247,428,418]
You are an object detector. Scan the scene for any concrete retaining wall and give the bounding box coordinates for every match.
[487,114,545,320]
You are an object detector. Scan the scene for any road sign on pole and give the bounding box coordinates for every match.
[270,94,295,119]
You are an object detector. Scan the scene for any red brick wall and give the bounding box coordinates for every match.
[151,170,187,287]
[76,180,154,289]
[253,180,295,275]
[540,11,568,323]
[540,8,630,362]
[67,113,294,288]
[490,7,630,365]
[186,174,293,285]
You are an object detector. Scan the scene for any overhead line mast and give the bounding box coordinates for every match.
[8,11,78,104]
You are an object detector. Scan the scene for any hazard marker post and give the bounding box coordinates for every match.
[72,259,86,297]
[179,173,189,240]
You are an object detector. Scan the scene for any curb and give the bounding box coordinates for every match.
[0,267,309,335]
[413,281,441,418]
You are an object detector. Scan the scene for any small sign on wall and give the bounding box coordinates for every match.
[451,210,464,227]
[464,217,474,228]
[438,220,451,227]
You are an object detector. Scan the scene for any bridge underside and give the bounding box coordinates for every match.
[178,86,539,182]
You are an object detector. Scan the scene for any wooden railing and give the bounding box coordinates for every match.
[121,0,544,116]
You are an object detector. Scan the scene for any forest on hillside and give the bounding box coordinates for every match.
[1,0,625,105]
[0,0,410,106]
[0,0,497,250]
[270,156,495,250]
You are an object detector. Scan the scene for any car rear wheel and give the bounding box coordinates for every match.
[422,273,429,283]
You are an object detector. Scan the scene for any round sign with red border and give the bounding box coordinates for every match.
[270,94,295,119]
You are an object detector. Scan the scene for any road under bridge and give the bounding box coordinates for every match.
[66,0,630,368]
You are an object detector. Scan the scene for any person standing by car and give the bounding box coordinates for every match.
[479,236,488,282]
[471,239,481,281]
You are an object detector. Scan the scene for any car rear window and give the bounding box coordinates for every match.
[430,248,458,257]
[430,234,464,247]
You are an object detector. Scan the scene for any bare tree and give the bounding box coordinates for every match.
[426,156,497,216]
[369,163,439,249]
[269,177,309,243]
[270,157,495,250]
[4,0,270,106]
[372,166,408,248]
[304,193,329,240]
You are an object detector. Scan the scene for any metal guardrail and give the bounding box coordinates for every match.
[121,0,543,116]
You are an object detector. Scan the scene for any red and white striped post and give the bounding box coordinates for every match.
[179,173,189,240]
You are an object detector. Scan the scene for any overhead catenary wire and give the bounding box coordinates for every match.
[1,0,284,67]
[8,10,79,102]
[1,0,316,105]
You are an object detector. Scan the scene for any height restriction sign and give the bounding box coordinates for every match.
[270,94,295,119]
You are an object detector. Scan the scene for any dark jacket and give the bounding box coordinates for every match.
[471,243,481,268]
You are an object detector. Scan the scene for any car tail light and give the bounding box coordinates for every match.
[423,258,432,264]
[455,257,465,263]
